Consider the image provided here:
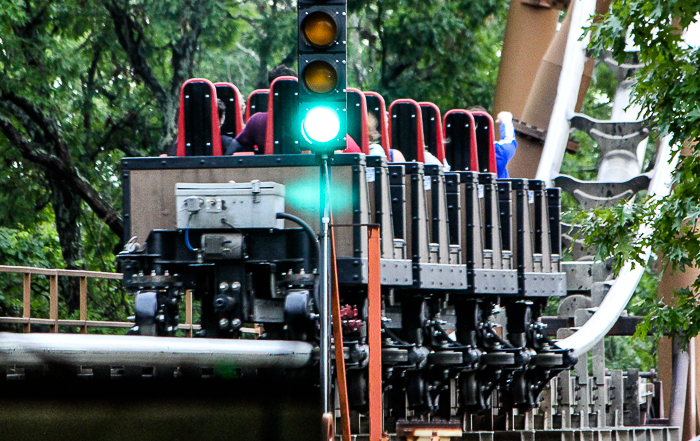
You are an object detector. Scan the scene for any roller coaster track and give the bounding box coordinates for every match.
[527,0,678,436]
[537,41,676,357]
[556,139,675,356]
[532,0,677,358]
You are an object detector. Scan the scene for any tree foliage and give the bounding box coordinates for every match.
[581,0,700,346]
[0,0,295,314]
[348,0,507,109]
[0,0,507,317]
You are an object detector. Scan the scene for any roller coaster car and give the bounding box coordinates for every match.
[118,82,575,419]
[118,153,574,414]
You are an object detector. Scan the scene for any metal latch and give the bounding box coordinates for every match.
[251,179,261,203]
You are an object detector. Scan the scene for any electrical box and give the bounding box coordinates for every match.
[176,181,285,229]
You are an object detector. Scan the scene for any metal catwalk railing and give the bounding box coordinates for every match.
[0,266,310,371]
[0,265,200,336]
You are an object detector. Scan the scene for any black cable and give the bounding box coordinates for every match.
[433,321,462,348]
[382,322,412,347]
[276,212,321,312]
[276,212,320,265]
[487,327,515,349]
[220,218,243,234]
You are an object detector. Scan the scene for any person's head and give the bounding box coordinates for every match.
[367,113,381,144]
[469,106,489,130]
[267,65,297,86]
[217,98,226,127]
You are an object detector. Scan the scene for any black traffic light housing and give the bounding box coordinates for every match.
[298,0,347,152]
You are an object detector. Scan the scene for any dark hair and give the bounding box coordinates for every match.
[267,65,297,85]
[469,106,488,129]
[217,98,226,119]
[367,113,381,144]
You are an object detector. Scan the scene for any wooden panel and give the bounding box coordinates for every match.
[80,276,88,334]
[129,165,367,259]
[186,289,193,338]
[22,273,31,333]
[49,275,58,333]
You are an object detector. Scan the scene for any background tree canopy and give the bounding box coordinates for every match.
[0,0,691,370]
[0,0,507,314]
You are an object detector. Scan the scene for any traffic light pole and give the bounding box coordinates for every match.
[319,153,332,416]
[297,0,347,428]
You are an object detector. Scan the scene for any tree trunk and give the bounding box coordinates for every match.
[48,172,85,316]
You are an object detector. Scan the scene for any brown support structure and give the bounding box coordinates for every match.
[79,276,88,334]
[657,262,700,440]
[495,0,611,179]
[186,289,193,338]
[492,0,560,119]
[22,273,31,333]
[330,226,351,441]
[49,274,58,333]
[367,225,384,441]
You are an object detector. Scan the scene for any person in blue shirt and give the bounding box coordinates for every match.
[494,111,517,178]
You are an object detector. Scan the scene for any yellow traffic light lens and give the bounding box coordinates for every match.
[303,61,338,94]
[302,11,337,47]
[302,106,341,144]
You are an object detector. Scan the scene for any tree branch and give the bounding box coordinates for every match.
[279,47,296,69]
[227,12,263,33]
[81,45,103,159]
[105,1,168,107]
[169,0,206,97]
[1,92,65,157]
[383,62,411,87]
[0,115,124,239]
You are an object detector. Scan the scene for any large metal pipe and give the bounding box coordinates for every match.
[319,155,332,415]
[0,333,315,369]
[535,0,597,187]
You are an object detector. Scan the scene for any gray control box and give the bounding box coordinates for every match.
[176,181,285,229]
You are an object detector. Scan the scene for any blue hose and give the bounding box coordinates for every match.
[185,220,196,252]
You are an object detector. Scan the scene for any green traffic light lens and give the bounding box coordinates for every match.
[302,106,340,144]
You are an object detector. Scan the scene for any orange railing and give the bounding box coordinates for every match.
[0,265,199,336]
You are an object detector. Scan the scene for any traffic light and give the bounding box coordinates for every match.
[298,0,347,152]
